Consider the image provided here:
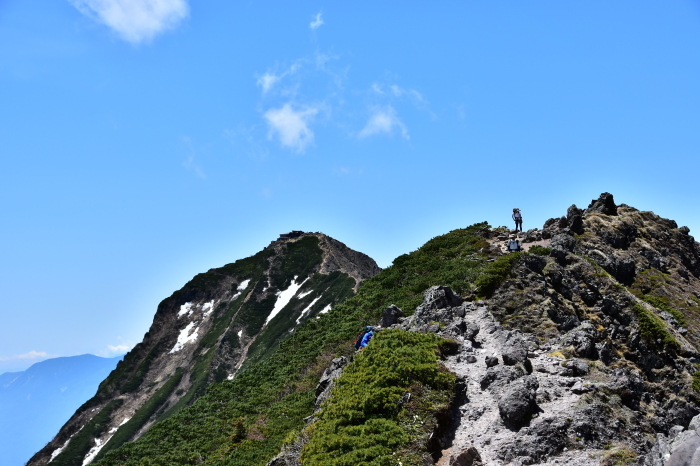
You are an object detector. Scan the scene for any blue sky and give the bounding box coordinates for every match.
[1,1,699,373]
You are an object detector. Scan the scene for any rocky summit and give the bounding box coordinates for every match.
[29,194,700,466]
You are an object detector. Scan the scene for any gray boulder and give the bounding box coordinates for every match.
[381,304,403,327]
[501,331,529,365]
[480,365,526,393]
[561,358,589,377]
[422,285,463,310]
[497,375,539,427]
[448,447,482,466]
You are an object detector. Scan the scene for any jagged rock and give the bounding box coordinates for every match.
[464,322,480,341]
[561,358,589,377]
[449,447,482,466]
[561,327,596,359]
[551,233,576,252]
[481,365,526,393]
[596,341,613,365]
[605,367,645,410]
[500,331,529,366]
[498,417,571,463]
[497,375,539,427]
[567,205,584,235]
[422,285,463,310]
[315,357,348,409]
[485,356,499,367]
[586,192,618,216]
[570,381,591,394]
[381,304,403,327]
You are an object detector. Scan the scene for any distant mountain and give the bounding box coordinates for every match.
[0,354,121,466]
[29,232,380,466]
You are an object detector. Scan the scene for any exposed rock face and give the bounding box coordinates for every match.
[28,233,379,466]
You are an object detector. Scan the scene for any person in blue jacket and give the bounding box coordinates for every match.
[359,329,375,348]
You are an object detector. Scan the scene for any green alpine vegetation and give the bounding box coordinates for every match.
[92,223,493,466]
[301,329,456,466]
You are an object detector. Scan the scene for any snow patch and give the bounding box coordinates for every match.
[49,438,72,463]
[227,374,234,380]
[169,322,200,353]
[297,288,313,299]
[202,300,215,317]
[108,417,131,434]
[296,296,322,325]
[319,304,332,314]
[237,330,243,339]
[231,291,241,301]
[237,279,251,290]
[178,302,194,318]
[264,276,309,326]
[82,437,104,465]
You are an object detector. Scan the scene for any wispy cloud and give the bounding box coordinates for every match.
[264,104,318,152]
[0,351,52,362]
[256,73,280,94]
[181,136,206,178]
[309,12,324,30]
[107,344,131,354]
[256,63,301,95]
[358,106,409,139]
[68,0,189,44]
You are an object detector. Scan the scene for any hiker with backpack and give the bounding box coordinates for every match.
[353,326,380,350]
[512,208,523,232]
[507,234,522,253]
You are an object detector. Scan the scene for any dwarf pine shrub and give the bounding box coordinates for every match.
[301,329,455,466]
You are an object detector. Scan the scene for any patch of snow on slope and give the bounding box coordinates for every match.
[264,276,309,326]
[202,300,215,317]
[319,304,332,314]
[237,279,251,290]
[178,302,194,318]
[169,322,200,353]
[108,417,131,434]
[297,288,313,299]
[231,291,241,301]
[49,438,72,463]
[237,330,243,339]
[82,437,104,465]
[296,296,322,325]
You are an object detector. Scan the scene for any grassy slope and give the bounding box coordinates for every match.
[94,223,491,466]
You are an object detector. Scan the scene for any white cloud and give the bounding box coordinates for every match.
[310,12,324,30]
[257,73,280,94]
[255,62,301,95]
[69,0,189,44]
[107,345,131,354]
[264,103,318,152]
[358,106,409,139]
[0,351,51,361]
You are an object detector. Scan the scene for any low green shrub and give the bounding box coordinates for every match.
[632,303,680,352]
[474,252,524,297]
[528,245,551,256]
[640,295,686,327]
[301,330,455,466]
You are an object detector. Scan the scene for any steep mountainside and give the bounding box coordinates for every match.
[29,233,379,466]
[0,355,120,466]
[30,194,700,466]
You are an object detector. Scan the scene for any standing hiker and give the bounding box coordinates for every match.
[512,208,523,232]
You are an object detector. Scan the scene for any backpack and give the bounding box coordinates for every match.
[353,326,374,349]
[514,211,522,220]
